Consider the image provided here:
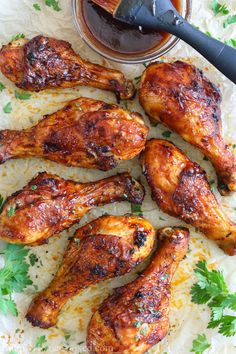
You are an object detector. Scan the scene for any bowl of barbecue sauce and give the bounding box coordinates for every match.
[72,0,192,64]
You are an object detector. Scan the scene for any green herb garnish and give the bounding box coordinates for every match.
[29,253,38,266]
[0,194,5,210]
[8,205,15,217]
[162,130,172,138]
[0,244,33,316]
[225,39,236,48]
[223,15,236,28]
[131,203,143,216]
[0,83,6,92]
[33,3,41,11]
[212,0,229,16]
[191,334,211,354]
[15,90,31,100]
[191,260,236,337]
[45,0,61,11]
[34,335,48,351]
[11,33,25,41]
[3,102,12,114]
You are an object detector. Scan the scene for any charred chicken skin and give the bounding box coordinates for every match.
[26,215,155,329]
[139,61,236,195]
[0,35,134,99]
[0,97,148,170]
[87,227,189,354]
[140,139,236,256]
[0,172,144,246]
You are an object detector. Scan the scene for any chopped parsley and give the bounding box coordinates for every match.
[15,90,32,100]
[45,0,61,12]
[120,100,129,110]
[0,82,6,92]
[134,320,142,328]
[162,130,172,138]
[131,203,143,217]
[134,75,141,85]
[29,253,38,266]
[31,185,38,190]
[212,1,229,16]
[11,33,25,41]
[64,334,71,341]
[160,273,169,281]
[223,15,236,28]
[3,102,12,114]
[34,335,48,351]
[191,334,211,354]
[191,260,236,337]
[8,205,15,217]
[33,3,41,11]
[209,180,215,192]
[0,194,5,210]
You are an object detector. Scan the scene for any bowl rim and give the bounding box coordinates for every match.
[71,0,192,64]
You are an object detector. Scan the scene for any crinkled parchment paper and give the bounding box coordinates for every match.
[0,0,236,353]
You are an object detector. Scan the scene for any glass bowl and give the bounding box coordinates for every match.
[71,0,192,64]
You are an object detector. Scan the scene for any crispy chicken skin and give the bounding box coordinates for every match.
[0,172,144,245]
[139,61,236,195]
[87,227,189,354]
[26,215,155,329]
[0,97,148,170]
[0,35,134,99]
[140,139,236,255]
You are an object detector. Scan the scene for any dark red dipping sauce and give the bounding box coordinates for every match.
[81,0,181,55]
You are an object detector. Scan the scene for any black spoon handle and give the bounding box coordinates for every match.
[116,1,236,84]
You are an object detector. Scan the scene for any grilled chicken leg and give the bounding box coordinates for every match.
[0,35,134,99]
[26,215,155,329]
[87,227,189,354]
[139,61,236,195]
[140,139,236,255]
[0,172,144,245]
[0,97,148,170]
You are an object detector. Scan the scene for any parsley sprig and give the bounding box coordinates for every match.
[191,260,236,337]
[0,244,33,316]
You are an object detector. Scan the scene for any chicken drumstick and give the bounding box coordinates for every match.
[87,227,189,354]
[0,35,134,99]
[0,97,148,170]
[26,215,155,329]
[0,172,144,245]
[140,139,236,255]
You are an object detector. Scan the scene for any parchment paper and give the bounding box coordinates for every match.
[0,0,236,353]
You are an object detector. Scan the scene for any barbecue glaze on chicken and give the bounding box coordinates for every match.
[0,97,148,170]
[139,61,236,195]
[140,139,236,255]
[0,35,134,99]
[0,172,144,245]
[87,227,189,354]
[26,215,155,329]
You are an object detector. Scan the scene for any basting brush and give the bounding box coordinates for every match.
[91,0,236,84]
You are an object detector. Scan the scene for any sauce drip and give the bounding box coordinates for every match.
[81,0,180,55]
